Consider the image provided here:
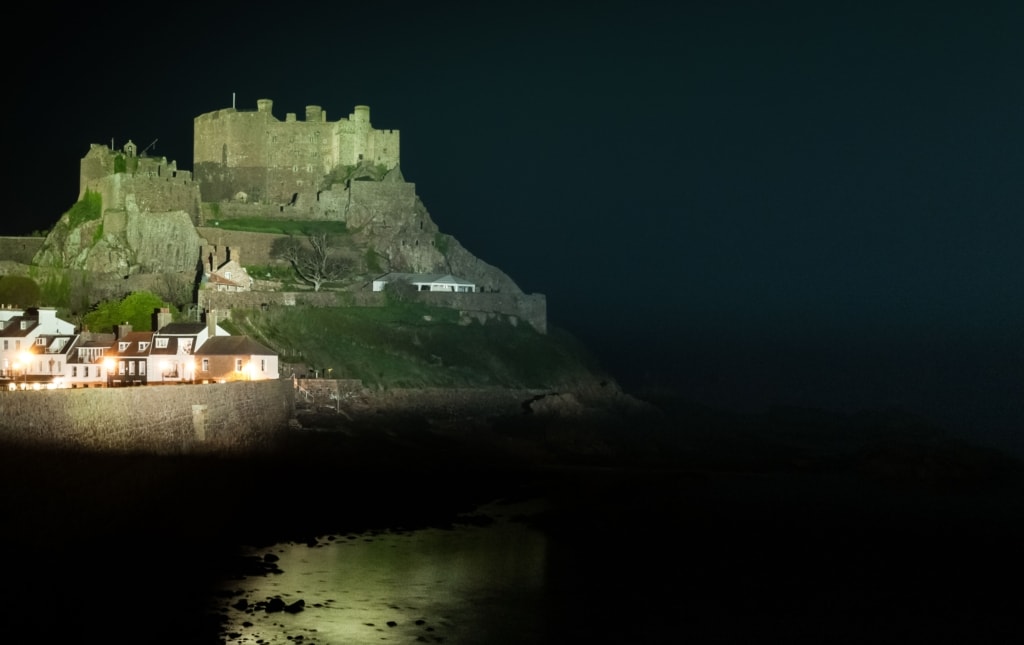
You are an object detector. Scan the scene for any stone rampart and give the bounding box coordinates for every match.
[198,289,382,312]
[196,227,289,267]
[0,237,45,264]
[0,380,294,454]
[424,291,548,333]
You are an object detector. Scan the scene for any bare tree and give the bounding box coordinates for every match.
[273,232,350,292]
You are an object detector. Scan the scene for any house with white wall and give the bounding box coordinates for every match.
[0,307,77,384]
[372,273,476,293]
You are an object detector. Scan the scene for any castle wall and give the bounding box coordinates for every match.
[0,379,293,454]
[0,237,45,264]
[195,227,292,267]
[421,291,548,334]
[194,101,399,206]
[83,173,201,222]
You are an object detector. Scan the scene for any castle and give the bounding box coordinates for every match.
[193,100,400,206]
[23,100,547,333]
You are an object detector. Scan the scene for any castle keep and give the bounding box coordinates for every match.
[193,100,400,205]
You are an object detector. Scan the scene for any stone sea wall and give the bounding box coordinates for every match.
[0,379,294,454]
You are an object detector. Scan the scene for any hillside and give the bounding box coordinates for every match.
[221,301,612,390]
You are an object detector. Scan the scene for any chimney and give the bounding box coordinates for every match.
[155,307,173,331]
[230,246,239,266]
[207,310,217,338]
[116,322,133,339]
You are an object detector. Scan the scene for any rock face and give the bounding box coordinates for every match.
[36,210,202,275]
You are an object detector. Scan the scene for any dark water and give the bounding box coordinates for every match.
[213,467,1024,645]
[3,417,1023,644]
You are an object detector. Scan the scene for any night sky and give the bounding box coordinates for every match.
[8,2,1023,453]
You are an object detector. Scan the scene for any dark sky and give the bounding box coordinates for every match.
[8,1,1023,453]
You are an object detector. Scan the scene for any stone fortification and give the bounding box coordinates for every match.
[194,100,399,205]
[0,380,293,454]
[79,142,201,221]
[0,237,44,265]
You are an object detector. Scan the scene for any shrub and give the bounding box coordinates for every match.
[67,190,102,229]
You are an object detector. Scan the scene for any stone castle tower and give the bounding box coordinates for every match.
[193,100,400,206]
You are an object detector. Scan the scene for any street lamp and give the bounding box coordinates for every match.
[103,357,116,387]
[19,352,31,387]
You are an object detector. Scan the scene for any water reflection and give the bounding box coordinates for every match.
[216,500,548,644]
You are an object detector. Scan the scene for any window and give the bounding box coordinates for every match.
[84,366,89,377]
[261,359,266,372]
[71,366,77,377]
[140,362,146,376]
[235,359,243,372]
[2,341,6,350]
[118,361,126,375]
[139,342,149,351]
[36,338,46,346]
[202,359,209,372]
[155,338,168,349]
[119,342,129,351]
[128,362,135,376]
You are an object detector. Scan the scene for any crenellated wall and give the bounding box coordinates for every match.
[0,380,294,454]
[194,100,400,205]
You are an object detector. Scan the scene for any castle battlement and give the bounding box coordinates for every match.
[76,141,201,222]
[193,100,400,205]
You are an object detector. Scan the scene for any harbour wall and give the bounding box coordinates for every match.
[0,379,294,454]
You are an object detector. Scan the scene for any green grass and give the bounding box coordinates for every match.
[67,190,102,229]
[225,304,607,389]
[203,217,349,236]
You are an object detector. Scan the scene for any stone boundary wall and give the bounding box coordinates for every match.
[196,227,288,267]
[198,289,383,312]
[422,291,547,334]
[197,290,546,333]
[0,237,45,265]
[0,380,294,454]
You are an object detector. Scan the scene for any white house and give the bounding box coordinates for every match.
[148,320,228,384]
[0,307,77,383]
[371,273,476,293]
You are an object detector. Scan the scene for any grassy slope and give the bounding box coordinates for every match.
[221,302,612,389]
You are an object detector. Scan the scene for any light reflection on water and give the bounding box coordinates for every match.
[216,500,549,644]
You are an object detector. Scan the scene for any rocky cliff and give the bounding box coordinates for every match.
[34,162,525,298]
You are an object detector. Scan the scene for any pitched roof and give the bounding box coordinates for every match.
[195,335,276,357]
[157,322,206,335]
[111,331,155,357]
[0,315,37,338]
